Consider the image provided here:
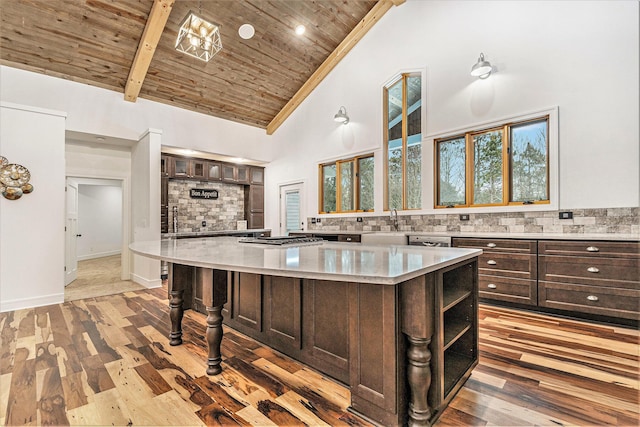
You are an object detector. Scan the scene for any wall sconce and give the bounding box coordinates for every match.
[470,52,493,79]
[175,11,222,62]
[334,106,349,124]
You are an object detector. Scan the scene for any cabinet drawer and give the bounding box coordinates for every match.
[539,281,640,320]
[453,238,536,254]
[539,240,639,259]
[478,253,537,280]
[478,275,537,306]
[539,255,639,287]
[338,234,361,243]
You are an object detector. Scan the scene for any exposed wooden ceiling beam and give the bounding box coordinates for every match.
[266,0,405,135]
[124,0,174,102]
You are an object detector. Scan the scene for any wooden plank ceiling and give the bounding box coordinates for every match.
[0,0,399,133]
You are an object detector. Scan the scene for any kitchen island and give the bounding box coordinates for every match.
[130,237,482,426]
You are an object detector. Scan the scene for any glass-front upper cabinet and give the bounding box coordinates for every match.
[208,161,221,181]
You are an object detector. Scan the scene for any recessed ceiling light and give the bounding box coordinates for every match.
[238,23,255,40]
[295,24,305,36]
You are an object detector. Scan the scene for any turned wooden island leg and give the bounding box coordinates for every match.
[169,289,184,346]
[401,274,435,427]
[406,336,432,426]
[202,268,228,375]
[205,305,224,375]
[168,262,193,346]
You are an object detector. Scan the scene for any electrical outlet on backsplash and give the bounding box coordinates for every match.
[307,207,639,235]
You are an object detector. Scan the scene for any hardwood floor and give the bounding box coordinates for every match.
[1,286,637,426]
[64,255,144,302]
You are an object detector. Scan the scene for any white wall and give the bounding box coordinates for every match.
[0,65,273,163]
[77,182,123,260]
[264,0,639,231]
[130,130,161,288]
[0,103,66,312]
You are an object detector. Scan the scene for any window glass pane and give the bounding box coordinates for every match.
[473,130,503,204]
[406,141,421,209]
[406,75,422,209]
[322,164,336,212]
[285,191,300,233]
[510,119,548,202]
[340,161,354,211]
[358,156,374,211]
[437,137,466,206]
[387,78,404,210]
[387,144,403,209]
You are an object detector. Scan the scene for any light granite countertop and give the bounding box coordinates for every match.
[130,236,481,285]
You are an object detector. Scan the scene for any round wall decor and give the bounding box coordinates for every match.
[0,156,34,200]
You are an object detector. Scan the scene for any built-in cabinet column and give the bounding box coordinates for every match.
[160,154,265,231]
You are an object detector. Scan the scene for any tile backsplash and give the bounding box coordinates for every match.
[168,180,244,232]
[307,207,639,235]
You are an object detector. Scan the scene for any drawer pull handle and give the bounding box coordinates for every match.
[487,260,497,265]
[586,295,599,302]
[587,267,600,273]
[487,243,497,248]
[346,237,352,241]
[586,246,600,252]
[487,283,497,289]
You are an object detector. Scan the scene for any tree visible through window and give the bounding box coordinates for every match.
[435,116,549,208]
[384,73,422,211]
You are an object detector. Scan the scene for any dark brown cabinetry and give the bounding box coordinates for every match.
[161,155,171,177]
[160,177,168,233]
[249,166,264,185]
[244,182,264,229]
[171,157,207,180]
[207,161,221,181]
[161,154,266,231]
[452,238,537,305]
[453,237,639,323]
[538,240,640,320]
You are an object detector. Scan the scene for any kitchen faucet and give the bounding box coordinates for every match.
[391,208,398,231]
[173,206,178,233]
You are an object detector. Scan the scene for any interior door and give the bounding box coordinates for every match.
[65,179,79,286]
[280,182,304,236]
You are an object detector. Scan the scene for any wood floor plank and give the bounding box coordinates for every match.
[5,347,37,425]
[1,277,637,427]
[37,367,69,426]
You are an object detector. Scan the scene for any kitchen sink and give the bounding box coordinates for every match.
[360,232,408,245]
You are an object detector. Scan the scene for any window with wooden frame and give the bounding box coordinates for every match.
[384,72,422,211]
[319,154,374,213]
[435,116,549,208]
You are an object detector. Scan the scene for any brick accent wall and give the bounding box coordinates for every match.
[168,180,244,232]
[308,207,639,235]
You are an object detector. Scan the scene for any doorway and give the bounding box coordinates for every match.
[64,177,139,300]
[279,182,305,235]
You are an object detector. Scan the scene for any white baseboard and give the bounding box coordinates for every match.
[130,273,162,289]
[0,292,64,313]
[77,250,121,261]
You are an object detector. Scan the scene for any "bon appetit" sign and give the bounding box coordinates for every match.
[190,188,219,199]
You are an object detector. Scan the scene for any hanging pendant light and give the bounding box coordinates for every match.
[175,11,222,62]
